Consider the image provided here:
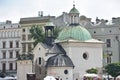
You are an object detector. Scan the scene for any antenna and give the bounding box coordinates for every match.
[38,11,41,17]
[73,0,75,7]
[38,11,43,17]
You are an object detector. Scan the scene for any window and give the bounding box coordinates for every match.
[10,41,13,48]
[9,51,13,58]
[15,63,17,70]
[106,51,112,64]
[39,57,41,64]
[83,52,89,60]
[2,63,6,72]
[18,25,20,28]
[64,70,68,74]
[22,35,26,41]
[4,26,5,29]
[9,63,13,70]
[3,42,6,48]
[94,31,96,33]
[106,39,111,47]
[22,44,26,52]
[107,56,111,64]
[28,34,32,40]
[98,39,101,41]
[109,30,112,33]
[22,29,25,32]
[28,44,32,52]
[16,51,19,58]
[3,52,6,59]
[16,41,19,48]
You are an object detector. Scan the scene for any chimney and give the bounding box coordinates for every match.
[38,11,43,17]
[6,20,12,24]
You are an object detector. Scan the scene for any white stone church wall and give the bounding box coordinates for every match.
[61,42,103,79]
[17,60,33,80]
[47,67,73,80]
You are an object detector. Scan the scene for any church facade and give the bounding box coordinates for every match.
[32,4,104,80]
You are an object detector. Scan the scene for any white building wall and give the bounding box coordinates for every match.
[60,42,103,79]
[47,67,73,80]
[0,21,21,75]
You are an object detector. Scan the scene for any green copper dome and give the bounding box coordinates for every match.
[69,5,79,14]
[56,25,92,41]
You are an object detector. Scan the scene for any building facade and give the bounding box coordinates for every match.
[84,17,120,66]
[0,20,21,75]
[54,5,120,65]
[32,5,103,80]
[19,15,55,54]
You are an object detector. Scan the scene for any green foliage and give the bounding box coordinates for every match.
[30,25,45,46]
[18,53,34,60]
[86,68,98,74]
[30,25,62,47]
[54,27,62,39]
[105,63,120,78]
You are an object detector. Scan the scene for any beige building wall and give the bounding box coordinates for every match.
[17,60,33,80]
[19,16,55,54]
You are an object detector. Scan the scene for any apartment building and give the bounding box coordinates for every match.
[19,13,55,54]
[0,20,21,76]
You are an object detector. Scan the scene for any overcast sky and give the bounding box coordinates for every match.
[0,0,120,23]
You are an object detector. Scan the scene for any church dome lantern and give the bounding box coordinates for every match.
[69,4,79,14]
[69,4,80,25]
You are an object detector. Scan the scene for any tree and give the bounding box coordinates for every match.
[54,27,62,39]
[86,68,98,74]
[30,25,62,47]
[105,63,120,80]
[30,25,45,46]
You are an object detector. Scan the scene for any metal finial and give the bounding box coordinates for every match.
[73,0,75,7]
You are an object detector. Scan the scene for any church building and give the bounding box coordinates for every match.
[32,4,104,80]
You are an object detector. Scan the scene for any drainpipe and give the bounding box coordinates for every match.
[115,36,120,62]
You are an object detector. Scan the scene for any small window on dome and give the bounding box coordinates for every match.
[83,52,89,60]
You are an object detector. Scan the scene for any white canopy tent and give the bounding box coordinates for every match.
[83,73,99,77]
[44,76,56,80]
[116,75,120,79]
[0,76,17,80]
